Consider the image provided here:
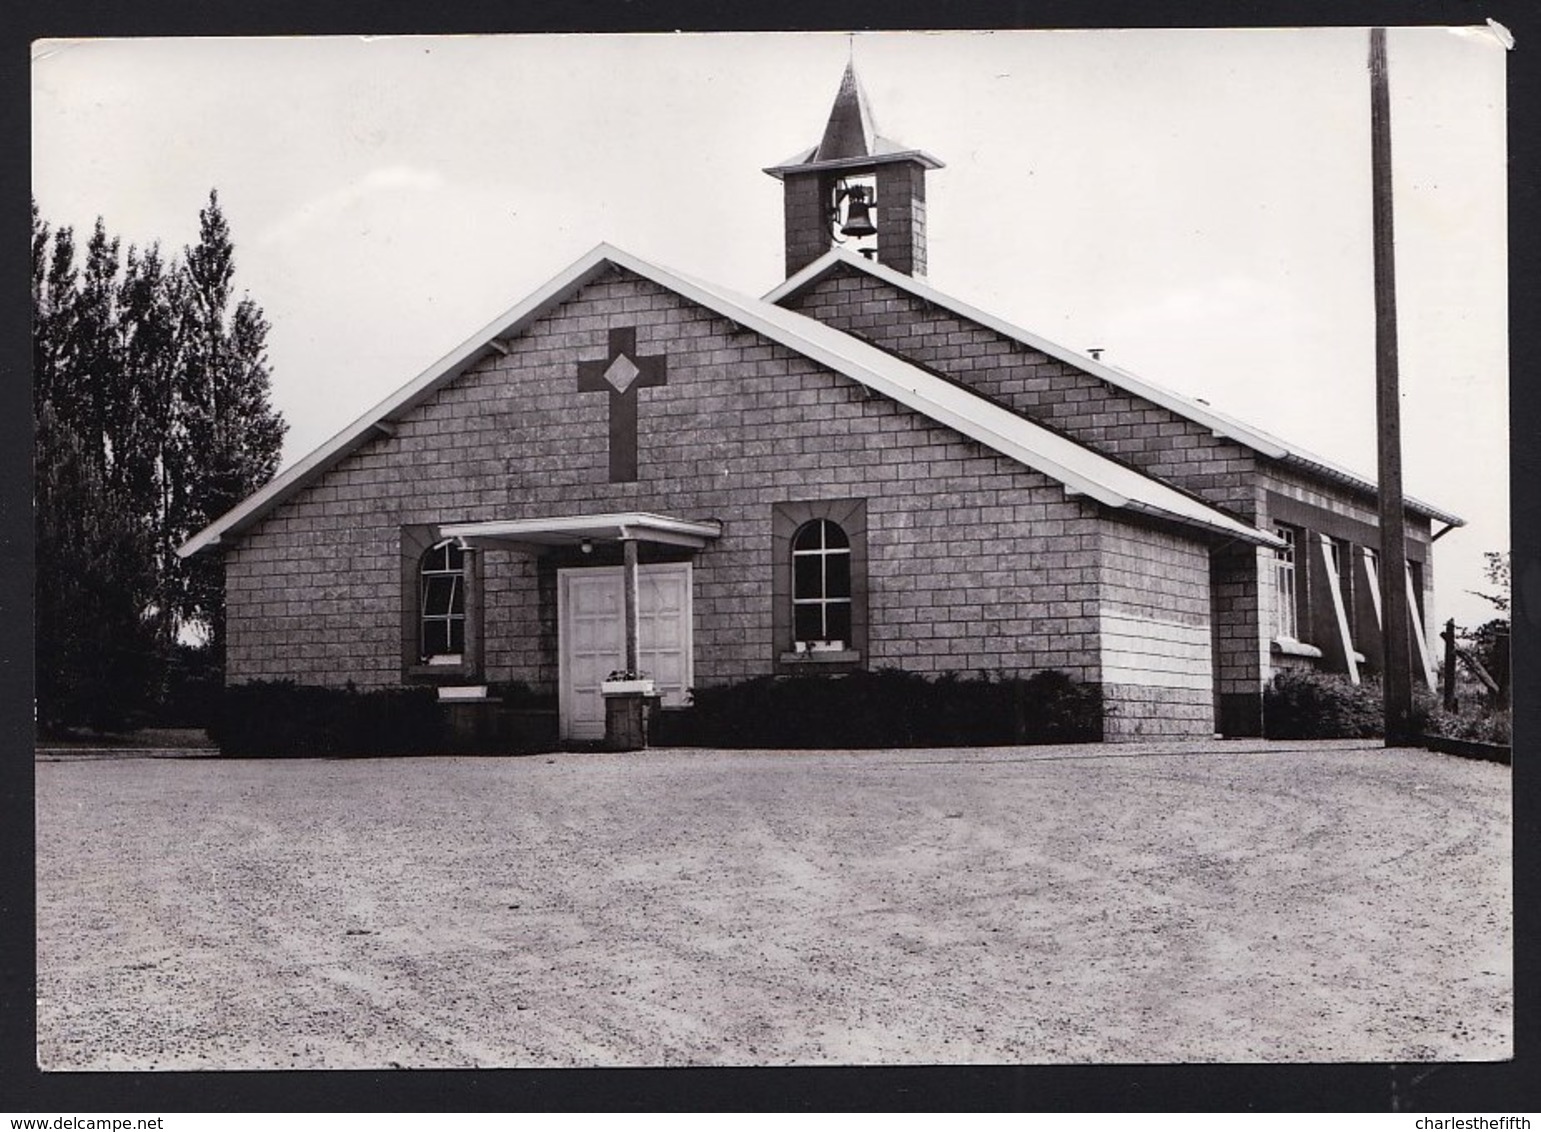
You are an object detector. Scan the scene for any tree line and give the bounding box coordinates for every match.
[33,191,286,732]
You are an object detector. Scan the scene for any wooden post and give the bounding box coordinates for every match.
[1442,618,1458,712]
[1370,27,1414,745]
[621,536,640,676]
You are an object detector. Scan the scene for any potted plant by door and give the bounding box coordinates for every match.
[599,669,658,751]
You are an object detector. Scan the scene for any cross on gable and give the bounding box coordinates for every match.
[576,327,668,483]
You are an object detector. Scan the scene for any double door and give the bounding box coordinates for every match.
[557,563,692,740]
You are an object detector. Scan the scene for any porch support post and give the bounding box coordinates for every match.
[622,536,641,675]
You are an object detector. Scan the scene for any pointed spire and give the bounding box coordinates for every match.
[813,61,881,164]
[762,59,943,179]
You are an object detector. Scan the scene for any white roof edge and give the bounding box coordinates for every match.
[176,243,630,557]
[647,259,1278,548]
[183,241,1279,558]
[765,249,1287,459]
[766,249,1463,526]
[762,147,946,179]
[440,512,723,540]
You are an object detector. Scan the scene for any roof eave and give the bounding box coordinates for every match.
[183,241,1285,561]
[176,243,631,558]
[1273,452,1464,527]
[770,250,1465,528]
[762,148,945,180]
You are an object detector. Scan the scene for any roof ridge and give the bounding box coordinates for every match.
[765,248,1462,526]
[836,322,1264,533]
[179,242,1283,557]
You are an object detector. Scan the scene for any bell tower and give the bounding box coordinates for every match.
[764,61,944,279]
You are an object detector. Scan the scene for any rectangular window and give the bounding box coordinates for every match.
[1273,526,1298,640]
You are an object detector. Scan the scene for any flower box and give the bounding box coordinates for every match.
[600,678,656,697]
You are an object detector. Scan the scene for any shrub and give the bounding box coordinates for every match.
[1263,669,1383,739]
[674,668,1102,748]
[210,681,445,757]
[1265,670,1512,747]
[1415,695,1512,746]
[153,643,222,729]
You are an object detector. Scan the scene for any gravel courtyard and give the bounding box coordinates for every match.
[36,740,1511,1069]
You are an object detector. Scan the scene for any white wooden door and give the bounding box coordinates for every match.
[557,563,692,740]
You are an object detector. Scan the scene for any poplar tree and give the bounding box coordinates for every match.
[174,190,286,655]
[32,191,286,730]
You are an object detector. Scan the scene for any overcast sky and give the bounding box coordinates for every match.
[30,28,1510,626]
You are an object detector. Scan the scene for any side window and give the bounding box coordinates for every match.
[791,519,853,647]
[1273,525,1299,640]
[420,539,467,661]
[771,499,867,669]
[401,526,481,681]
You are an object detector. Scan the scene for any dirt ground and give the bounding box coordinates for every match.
[35,740,1511,1068]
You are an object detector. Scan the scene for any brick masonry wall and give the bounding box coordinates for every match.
[224,267,1106,694]
[1096,519,1215,738]
[781,265,1452,732]
[781,265,1262,516]
[783,171,832,279]
[875,161,926,278]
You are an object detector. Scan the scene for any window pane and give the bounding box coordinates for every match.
[826,602,851,643]
[822,522,849,550]
[794,603,823,641]
[794,553,823,598]
[792,522,823,552]
[423,619,447,657]
[448,574,463,616]
[445,543,464,571]
[1275,527,1294,563]
[825,551,851,597]
[423,575,457,616]
[449,618,465,655]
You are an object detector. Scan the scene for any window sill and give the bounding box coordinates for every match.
[779,649,862,665]
[1271,637,1323,659]
[407,661,480,683]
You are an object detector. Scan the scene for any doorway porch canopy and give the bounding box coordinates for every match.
[439,511,722,678]
[438,511,722,553]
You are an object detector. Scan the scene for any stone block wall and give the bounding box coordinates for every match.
[224,267,1106,696]
[1096,518,1215,738]
[780,265,1261,516]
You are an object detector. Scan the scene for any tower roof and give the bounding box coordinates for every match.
[763,61,944,179]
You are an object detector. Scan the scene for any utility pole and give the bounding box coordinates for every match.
[1370,27,1414,745]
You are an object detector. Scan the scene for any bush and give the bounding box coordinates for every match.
[1265,670,1512,747]
[210,681,445,757]
[671,668,1102,748]
[1264,669,1383,739]
[153,643,223,729]
[1416,696,1512,746]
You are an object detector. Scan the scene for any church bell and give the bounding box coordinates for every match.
[838,184,878,239]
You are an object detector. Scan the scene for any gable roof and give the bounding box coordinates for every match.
[766,248,1464,527]
[179,243,1283,558]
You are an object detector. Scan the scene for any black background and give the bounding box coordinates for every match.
[3,0,1535,1113]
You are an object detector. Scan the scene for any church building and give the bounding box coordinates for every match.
[180,63,1462,743]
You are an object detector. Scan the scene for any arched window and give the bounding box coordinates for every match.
[419,539,467,660]
[792,519,852,646]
